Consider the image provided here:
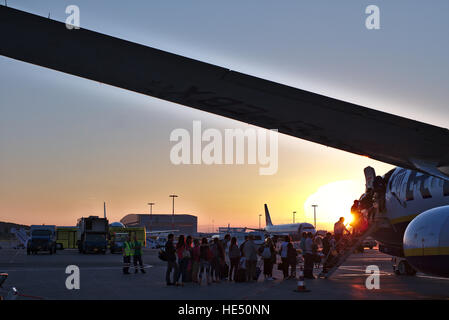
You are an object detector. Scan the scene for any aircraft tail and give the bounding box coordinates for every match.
[264,204,273,226]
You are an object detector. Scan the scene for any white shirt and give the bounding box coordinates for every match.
[224,240,231,264]
[225,240,230,255]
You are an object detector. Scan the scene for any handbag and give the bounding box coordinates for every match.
[182,249,191,259]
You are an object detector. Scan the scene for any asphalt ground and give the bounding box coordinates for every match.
[1,247,448,300]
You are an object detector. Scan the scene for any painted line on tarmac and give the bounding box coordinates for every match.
[338,266,392,276]
[339,267,449,280]
[416,274,449,281]
[338,273,372,277]
[2,264,154,272]
[338,273,393,277]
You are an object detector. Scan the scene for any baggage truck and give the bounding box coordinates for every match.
[77,216,108,254]
[27,225,57,255]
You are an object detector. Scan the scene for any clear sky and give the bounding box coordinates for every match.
[1,0,448,231]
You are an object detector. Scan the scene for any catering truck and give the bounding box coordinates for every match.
[77,216,109,254]
[56,227,78,250]
[27,225,57,255]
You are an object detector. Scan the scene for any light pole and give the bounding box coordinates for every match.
[312,205,318,229]
[293,211,296,224]
[259,214,262,229]
[169,195,178,229]
[147,202,155,232]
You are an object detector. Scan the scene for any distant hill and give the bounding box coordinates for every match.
[0,221,29,240]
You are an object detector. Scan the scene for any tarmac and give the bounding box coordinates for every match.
[1,247,448,300]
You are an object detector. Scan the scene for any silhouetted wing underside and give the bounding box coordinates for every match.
[1,6,448,178]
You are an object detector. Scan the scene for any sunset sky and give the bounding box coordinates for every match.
[1,1,448,232]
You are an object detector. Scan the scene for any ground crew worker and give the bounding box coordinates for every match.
[132,234,145,274]
[123,235,133,275]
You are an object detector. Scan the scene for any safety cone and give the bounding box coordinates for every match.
[294,265,310,293]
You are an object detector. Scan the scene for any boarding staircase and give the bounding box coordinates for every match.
[319,216,391,279]
[10,228,29,247]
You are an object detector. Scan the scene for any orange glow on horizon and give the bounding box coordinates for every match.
[304,180,363,231]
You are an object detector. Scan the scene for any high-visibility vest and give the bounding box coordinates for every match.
[123,241,133,256]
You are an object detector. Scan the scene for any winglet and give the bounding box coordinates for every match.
[264,204,273,226]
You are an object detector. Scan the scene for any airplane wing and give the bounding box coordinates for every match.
[244,227,265,232]
[1,6,449,179]
[146,230,179,235]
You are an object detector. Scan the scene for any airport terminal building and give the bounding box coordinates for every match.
[120,214,197,235]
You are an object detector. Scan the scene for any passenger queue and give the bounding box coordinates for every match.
[119,211,380,286]
[159,232,332,286]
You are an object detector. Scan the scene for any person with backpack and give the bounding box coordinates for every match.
[165,234,178,286]
[261,237,276,281]
[228,237,240,281]
[175,235,189,286]
[321,233,337,274]
[280,236,290,280]
[239,235,248,256]
[191,239,201,283]
[223,234,231,280]
[198,237,212,285]
[185,236,193,282]
[210,238,224,283]
[304,232,315,279]
[287,242,298,279]
[299,232,307,253]
[322,233,332,257]
[312,236,322,269]
[243,235,258,282]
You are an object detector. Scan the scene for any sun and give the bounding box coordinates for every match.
[304,180,364,231]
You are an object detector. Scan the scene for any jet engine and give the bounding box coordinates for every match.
[403,206,449,277]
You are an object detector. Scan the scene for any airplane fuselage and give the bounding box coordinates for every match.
[265,223,302,234]
[373,167,449,256]
[264,223,315,236]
